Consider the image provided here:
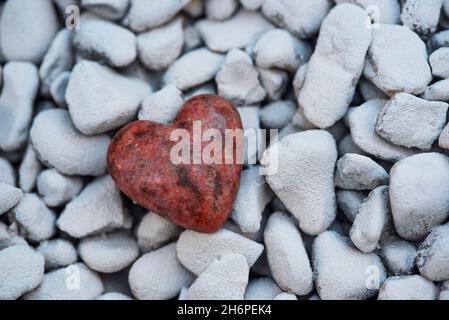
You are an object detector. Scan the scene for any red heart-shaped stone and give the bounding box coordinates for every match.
[107,94,243,233]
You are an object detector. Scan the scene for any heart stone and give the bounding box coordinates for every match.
[107,94,243,233]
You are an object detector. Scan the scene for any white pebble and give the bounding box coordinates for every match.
[298,4,371,128]
[205,0,238,21]
[37,169,82,207]
[196,9,274,53]
[424,79,449,103]
[129,243,194,300]
[336,189,366,222]
[335,154,389,190]
[244,277,282,300]
[13,193,56,242]
[262,0,331,38]
[176,229,264,275]
[0,157,15,186]
[57,175,131,238]
[429,47,449,78]
[79,231,139,273]
[390,153,449,241]
[0,62,39,152]
[24,263,104,300]
[81,0,130,20]
[30,109,110,176]
[19,144,42,193]
[66,61,151,135]
[350,186,390,253]
[0,182,23,216]
[37,239,78,270]
[378,275,438,300]
[264,212,314,295]
[137,212,182,253]
[216,49,266,106]
[163,48,224,90]
[39,29,74,96]
[312,231,386,300]
[232,166,273,233]
[252,29,312,72]
[0,0,58,63]
[380,235,417,275]
[261,130,337,235]
[259,100,296,130]
[0,245,45,300]
[184,254,249,300]
[137,18,184,71]
[347,99,417,162]
[376,93,448,150]
[401,0,443,38]
[364,24,432,95]
[417,222,449,281]
[124,0,190,32]
[138,85,184,123]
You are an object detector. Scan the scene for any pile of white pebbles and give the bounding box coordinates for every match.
[1,0,449,300]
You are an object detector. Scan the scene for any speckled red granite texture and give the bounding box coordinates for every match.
[108,94,243,233]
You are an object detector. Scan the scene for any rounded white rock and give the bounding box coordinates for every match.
[261,130,337,235]
[129,243,194,300]
[66,61,152,135]
[0,182,23,216]
[312,231,386,300]
[364,24,432,95]
[30,109,110,176]
[0,62,39,152]
[163,48,224,91]
[334,153,389,190]
[416,222,449,281]
[79,231,139,273]
[0,0,58,63]
[37,169,83,207]
[380,235,417,275]
[264,212,313,295]
[378,275,438,300]
[13,193,56,242]
[252,29,312,72]
[37,239,78,270]
[349,186,390,253]
[137,18,184,71]
[0,245,45,300]
[390,153,449,241]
